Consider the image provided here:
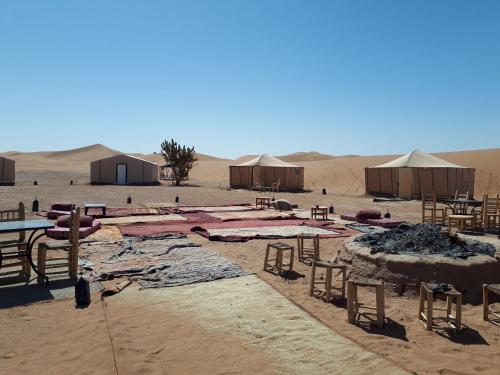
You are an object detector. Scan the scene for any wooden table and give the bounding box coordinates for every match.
[347,279,385,328]
[84,203,107,216]
[256,197,271,208]
[263,242,295,276]
[419,283,462,332]
[439,198,482,215]
[0,219,55,284]
[311,206,328,220]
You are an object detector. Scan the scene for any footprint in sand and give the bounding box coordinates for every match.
[1,352,17,359]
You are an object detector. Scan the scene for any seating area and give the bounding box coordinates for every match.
[421,191,500,235]
[0,202,101,285]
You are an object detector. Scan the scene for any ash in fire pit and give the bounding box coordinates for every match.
[356,223,496,259]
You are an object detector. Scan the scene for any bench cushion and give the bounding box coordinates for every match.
[355,209,381,220]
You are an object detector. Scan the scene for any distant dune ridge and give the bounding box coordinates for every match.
[1,145,499,197]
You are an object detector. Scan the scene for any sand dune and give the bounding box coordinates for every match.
[278,151,335,162]
[2,145,500,197]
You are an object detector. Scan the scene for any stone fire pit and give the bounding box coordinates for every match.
[336,224,500,303]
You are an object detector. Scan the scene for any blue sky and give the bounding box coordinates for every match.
[1,0,499,158]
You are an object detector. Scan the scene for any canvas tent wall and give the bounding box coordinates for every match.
[229,154,304,190]
[0,156,15,186]
[365,150,475,199]
[90,154,159,185]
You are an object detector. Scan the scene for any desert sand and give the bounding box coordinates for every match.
[1,144,500,374]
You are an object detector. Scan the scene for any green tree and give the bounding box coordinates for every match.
[160,139,198,186]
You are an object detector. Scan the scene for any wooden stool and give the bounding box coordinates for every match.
[263,242,295,275]
[297,234,319,265]
[310,260,346,302]
[347,279,385,328]
[311,206,328,220]
[483,284,500,326]
[256,197,271,208]
[448,214,475,233]
[418,283,462,332]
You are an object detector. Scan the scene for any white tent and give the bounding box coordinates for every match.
[365,150,475,199]
[373,150,465,169]
[229,154,304,189]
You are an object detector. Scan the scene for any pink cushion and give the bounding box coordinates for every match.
[340,213,357,221]
[47,220,101,240]
[355,209,381,220]
[47,210,71,220]
[56,214,94,228]
[56,215,71,227]
[363,218,405,228]
[51,203,73,211]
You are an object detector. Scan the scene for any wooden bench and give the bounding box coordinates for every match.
[347,279,385,328]
[310,260,346,302]
[263,242,294,276]
[418,283,462,332]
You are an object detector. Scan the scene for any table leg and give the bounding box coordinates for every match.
[26,229,49,285]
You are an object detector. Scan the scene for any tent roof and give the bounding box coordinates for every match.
[92,153,159,166]
[235,153,300,167]
[0,155,15,162]
[372,150,466,168]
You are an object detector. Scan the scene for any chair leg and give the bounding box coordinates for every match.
[37,245,47,285]
[483,284,489,321]
[309,262,316,297]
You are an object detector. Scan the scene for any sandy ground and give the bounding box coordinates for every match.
[1,146,500,374]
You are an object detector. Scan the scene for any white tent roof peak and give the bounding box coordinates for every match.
[236,153,299,167]
[373,150,466,168]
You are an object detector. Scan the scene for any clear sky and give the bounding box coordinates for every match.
[1,0,499,158]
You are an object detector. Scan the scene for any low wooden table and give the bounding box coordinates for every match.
[84,203,107,216]
[263,242,294,276]
[311,206,328,220]
[448,214,475,233]
[419,283,462,332]
[256,197,271,208]
[310,260,346,302]
[483,284,500,326]
[347,279,385,328]
[297,234,320,265]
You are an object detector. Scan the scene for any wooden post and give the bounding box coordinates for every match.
[263,244,270,271]
[325,267,332,303]
[376,283,385,328]
[309,262,316,296]
[426,290,433,331]
[289,247,294,271]
[483,284,489,321]
[341,268,346,299]
[456,293,462,331]
[347,280,355,324]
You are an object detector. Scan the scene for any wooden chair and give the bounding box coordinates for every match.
[422,193,446,225]
[0,202,30,281]
[271,178,280,192]
[482,194,500,233]
[296,234,320,265]
[445,191,469,216]
[37,207,81,284]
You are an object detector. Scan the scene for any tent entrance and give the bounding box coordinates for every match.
[116,164,127,185]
